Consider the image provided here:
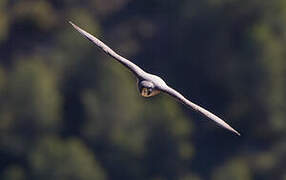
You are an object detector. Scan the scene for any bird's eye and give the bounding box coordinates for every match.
[141,88,152,97]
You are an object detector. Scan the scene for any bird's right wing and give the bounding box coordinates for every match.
[160,85,241,136]
[69,21,146,78]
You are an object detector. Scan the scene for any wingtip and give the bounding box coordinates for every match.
[223,121,241,136]
[230,128,241,136]
[69,21,85,36]
[234,131,241,136]
[69,21,77,28]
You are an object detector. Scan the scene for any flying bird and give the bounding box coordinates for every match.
[69,21,240,136]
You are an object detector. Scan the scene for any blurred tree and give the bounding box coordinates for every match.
[29,137,106,180]
[2,165,26,180]
[212,158,252,180]
[0,58,61,154]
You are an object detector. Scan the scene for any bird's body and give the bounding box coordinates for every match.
[69,21,240,136]
[141,73,167,88]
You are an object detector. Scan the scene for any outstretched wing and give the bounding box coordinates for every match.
[160,85,240,136]
[69,21,146,78]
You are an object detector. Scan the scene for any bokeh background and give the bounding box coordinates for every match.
[0,0,286,179]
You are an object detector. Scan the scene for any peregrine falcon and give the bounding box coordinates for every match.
[70,21,240,136]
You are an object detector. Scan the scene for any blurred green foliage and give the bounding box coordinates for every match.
[0,0,285,180]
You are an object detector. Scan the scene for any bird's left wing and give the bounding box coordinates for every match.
[159,85,241,136]
[69,21,146,78]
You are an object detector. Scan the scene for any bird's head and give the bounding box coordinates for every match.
[138,80,160,97]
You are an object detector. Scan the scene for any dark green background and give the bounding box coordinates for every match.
[0,0,285,179]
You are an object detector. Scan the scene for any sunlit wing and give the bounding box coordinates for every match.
[160,85,241,136]
[69,21,145,78]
